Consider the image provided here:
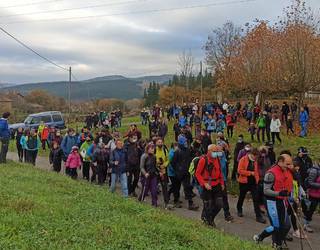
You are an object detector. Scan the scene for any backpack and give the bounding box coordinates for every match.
[189,155,213,178]
[304,166,320,189]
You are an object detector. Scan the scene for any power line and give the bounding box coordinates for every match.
[0,0,148,19]
[0,26,68,71]
[0,0,63,9]
[1,0,257,25]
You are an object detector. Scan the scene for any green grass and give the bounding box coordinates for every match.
[0,161,268,250]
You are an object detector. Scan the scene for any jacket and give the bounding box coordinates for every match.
[226,114,235,127]
[109,148,127,174]
[65,152,81,169]
[140,153,158,177]
[299,111,309,123]
[0,118,10,139]
[49,147,64,166]
[167,148,175,177]
[295,155,313,189]
[25,135,41,151]
[155,146,169,175]
[267,165,293,200]
[20,135,27,150]
[306,165,320,198]
[256,116,266,128]
[41,127,49,141]
[92,146,109,167]
[80,141,93,162]
[237,155,259,184]
[61,135,78,157]
[171,145,192,178]
[270,118,281,133]
[124,142,141,168]
[195,154,224,188]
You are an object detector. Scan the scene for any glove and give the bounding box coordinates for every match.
[278,190,289,197]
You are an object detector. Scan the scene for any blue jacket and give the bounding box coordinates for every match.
[206,119,216,132]
[178,116,187,127]
[61,135,78,157]
[219,153,228,182]
[0,118,10,139]
[109,148,127,174]
[299,111,309,123]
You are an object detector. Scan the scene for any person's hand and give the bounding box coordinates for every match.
[221,185,225,191]
[145,173,150,178]
[159,172,164,178]
[279,190,289,197]
[93,162,97,167]
[251,171,255,176]
[127,172,130,177]
[204,183,212,190]
[114,161,119,166]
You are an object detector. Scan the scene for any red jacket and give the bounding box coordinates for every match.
[226,114,235,126]
[195,154,224,188]
[238,155,260,184]
[268,165,293,200]
[41,127,49,140]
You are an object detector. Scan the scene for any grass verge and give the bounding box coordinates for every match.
[0,161,269,250]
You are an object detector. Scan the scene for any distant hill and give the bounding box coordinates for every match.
[0,74,173,101]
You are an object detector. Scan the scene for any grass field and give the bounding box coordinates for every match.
[0,161,269,250]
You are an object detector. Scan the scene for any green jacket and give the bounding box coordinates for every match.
[256,116,266,128]
[80,141,93,162]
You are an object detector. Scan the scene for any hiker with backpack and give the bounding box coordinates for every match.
[109,140,128,197]
[302,159,320,233]
[80,136,93,181]
[168,143,182,208]
[237,148,266,224]
[139,142,159,206]
[124,135,142,197]
[195,144,225,227]
[226,112,235,138]
[155,137,171,209]
[25,128,41,166]
[171,135,199,211]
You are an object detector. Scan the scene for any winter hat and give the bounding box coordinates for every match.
[178,135,187,146]
[72,146,79,151]
[298,147,308,155]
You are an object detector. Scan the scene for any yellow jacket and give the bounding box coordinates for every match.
[155,146,169,174]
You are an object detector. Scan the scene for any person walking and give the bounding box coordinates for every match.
[139,143,158,206]
[25,129,41,166]
[0,112,10,164]
[80,136,93,181]
[237,148,266,224]
[109,140,128,197]
[16,127,24,162]
[270,114,282,144]
[195,144,225,227]
[92,142,109,185]
[65,146,81,179]
[231,135,246,181]
[253,154,293,249]
[49,141,64,173]
[226,112,235,138]
[256,112,266,142]
[299,107,309,137]
[61,128,78,175]
[171,135,199,211]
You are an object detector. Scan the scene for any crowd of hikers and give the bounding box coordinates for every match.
[0,99,318,250]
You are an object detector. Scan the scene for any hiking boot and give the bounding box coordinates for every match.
[304,224,314,233]
[237,210,243,217]
[253,235,261,244]
[225,215,234,222]
[188,203,199,211]
[256,217,266,224]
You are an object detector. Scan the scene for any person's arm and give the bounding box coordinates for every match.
[140,154,147,176]
[109,150,116,165]
[264,172,279,197]
[163,149,169,168]
[65,155,71,167]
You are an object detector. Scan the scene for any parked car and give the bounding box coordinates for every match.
[9,111,66,136]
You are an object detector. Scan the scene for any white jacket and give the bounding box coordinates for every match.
[270,118,281,133]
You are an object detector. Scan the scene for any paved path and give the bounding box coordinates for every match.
[7,152,319,250]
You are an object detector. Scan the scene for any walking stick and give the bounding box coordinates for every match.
[141,175,149,202]
[287,201,314,250]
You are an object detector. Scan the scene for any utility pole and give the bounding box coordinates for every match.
[200,61,203,104]
[68,66,71,122]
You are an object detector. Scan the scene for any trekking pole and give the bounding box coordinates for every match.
[287,201,314,250]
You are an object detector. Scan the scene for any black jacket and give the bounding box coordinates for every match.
[49,148,64,166]
[295,155,313,189]
[171,145,192,177]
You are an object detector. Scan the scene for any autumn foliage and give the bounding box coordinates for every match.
[205,0,320,105]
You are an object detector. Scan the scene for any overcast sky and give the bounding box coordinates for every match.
[0,0,319,84]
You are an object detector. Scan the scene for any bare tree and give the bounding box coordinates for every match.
[178,50,194,91]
